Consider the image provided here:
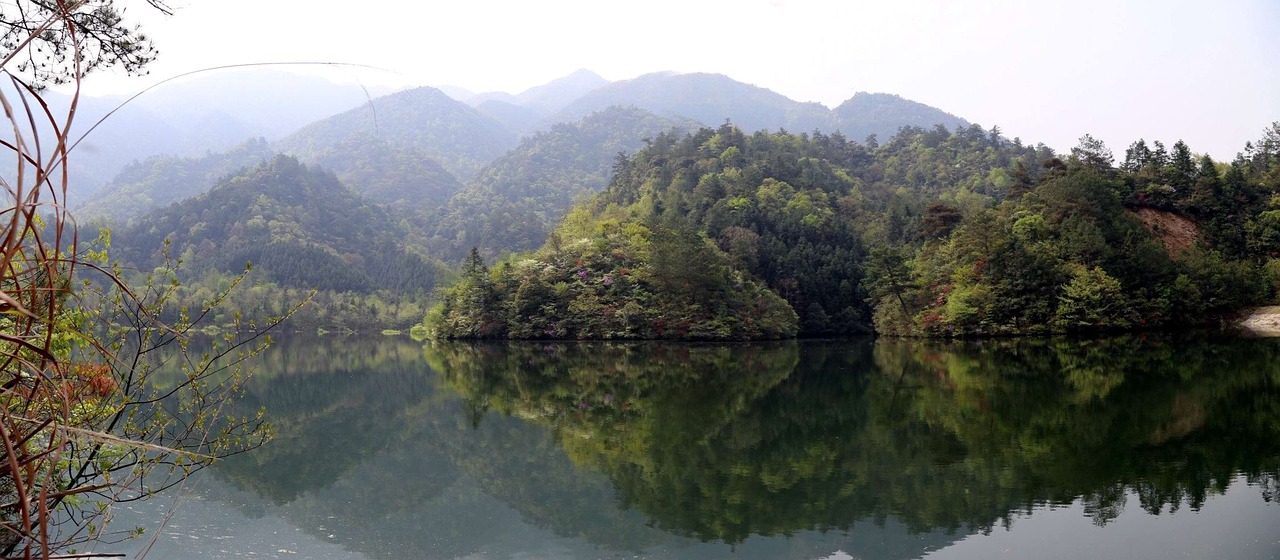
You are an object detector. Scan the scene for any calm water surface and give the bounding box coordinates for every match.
[99,334,1280,559]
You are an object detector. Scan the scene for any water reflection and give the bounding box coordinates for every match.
[134,334,1280,558]
[428,336,1280,543]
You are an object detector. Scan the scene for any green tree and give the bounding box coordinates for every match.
[864,245,915,321]
[1056,265,1130,330]
[0,4,286,557]
[1070,134,1115,172]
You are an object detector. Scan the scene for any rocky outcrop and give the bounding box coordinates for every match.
[1240,306,1280,336]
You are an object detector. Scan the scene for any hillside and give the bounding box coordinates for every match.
[474,100,544,134]
[833,92,968,142]
[428,123,1280,339]
[275,86,517,182]
[297,138,464,208]
[425,107,696,262]
[111,155,447,294]
[77,137,276,224]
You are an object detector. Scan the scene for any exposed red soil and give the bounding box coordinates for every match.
[1130,208,1199,257]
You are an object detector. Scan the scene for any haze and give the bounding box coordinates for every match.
[85,0,1278,158]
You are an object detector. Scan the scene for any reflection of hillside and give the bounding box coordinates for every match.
[194,335,1280,558]
[428,335,1280,544]
[205,336,965,559]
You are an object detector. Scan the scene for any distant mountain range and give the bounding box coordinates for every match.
[39,70,379,196]
[440,70,967,142]
[79,68,973,272]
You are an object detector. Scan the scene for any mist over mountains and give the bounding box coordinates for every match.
[77,68,968,229]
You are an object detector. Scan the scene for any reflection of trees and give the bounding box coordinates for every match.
[879,335,1280,524]
[429,335,1280,544]
[197,334,1280,555]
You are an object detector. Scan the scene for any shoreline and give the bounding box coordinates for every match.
[1239,306,1280,337]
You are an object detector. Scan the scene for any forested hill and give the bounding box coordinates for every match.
[428,123,1280,339]
[77,137,276,224]
[275,86,518,182]
[111,155,448,294]
[834,93,969,144]
[424,107,697,263]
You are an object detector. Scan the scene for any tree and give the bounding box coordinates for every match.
[1122,139,1151,174]
[1056,265,1129,330]
[864,245,914,320]
[0,3,283,558]
[1,0,171,87]
[1070,134,1114,172]
[1169,140,1196,191]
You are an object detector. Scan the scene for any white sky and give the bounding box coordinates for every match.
[85,0,1279,159]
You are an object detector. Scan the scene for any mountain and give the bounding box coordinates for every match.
[36,70,375,197]
[426,107,696,262]
[288,137,464,209]
[473,99,544,134]
[547,72,834,134]
[14,90,189,197]
[434,84,477,104]
[127,69,387,143]
[511,69,609,114]
[833,92,968,142]
[112,155,446,293]
[77,137,276,224]
[546,72,971,143]
[275,86,517,182]
[466,70,612,134]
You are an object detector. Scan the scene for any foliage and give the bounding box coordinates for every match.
[427,215,797,340]
[0,10,284,556]
[426,120,1280,339]
[872,126,1280,336]
[0,0,167,87]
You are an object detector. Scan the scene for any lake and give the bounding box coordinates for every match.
[98,333,1280,559]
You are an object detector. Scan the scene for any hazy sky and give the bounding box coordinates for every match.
[88,0,1279,158]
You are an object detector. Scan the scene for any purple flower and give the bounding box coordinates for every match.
[577,270,588,279]
[578,401,588,410]
[603,274,613,286]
